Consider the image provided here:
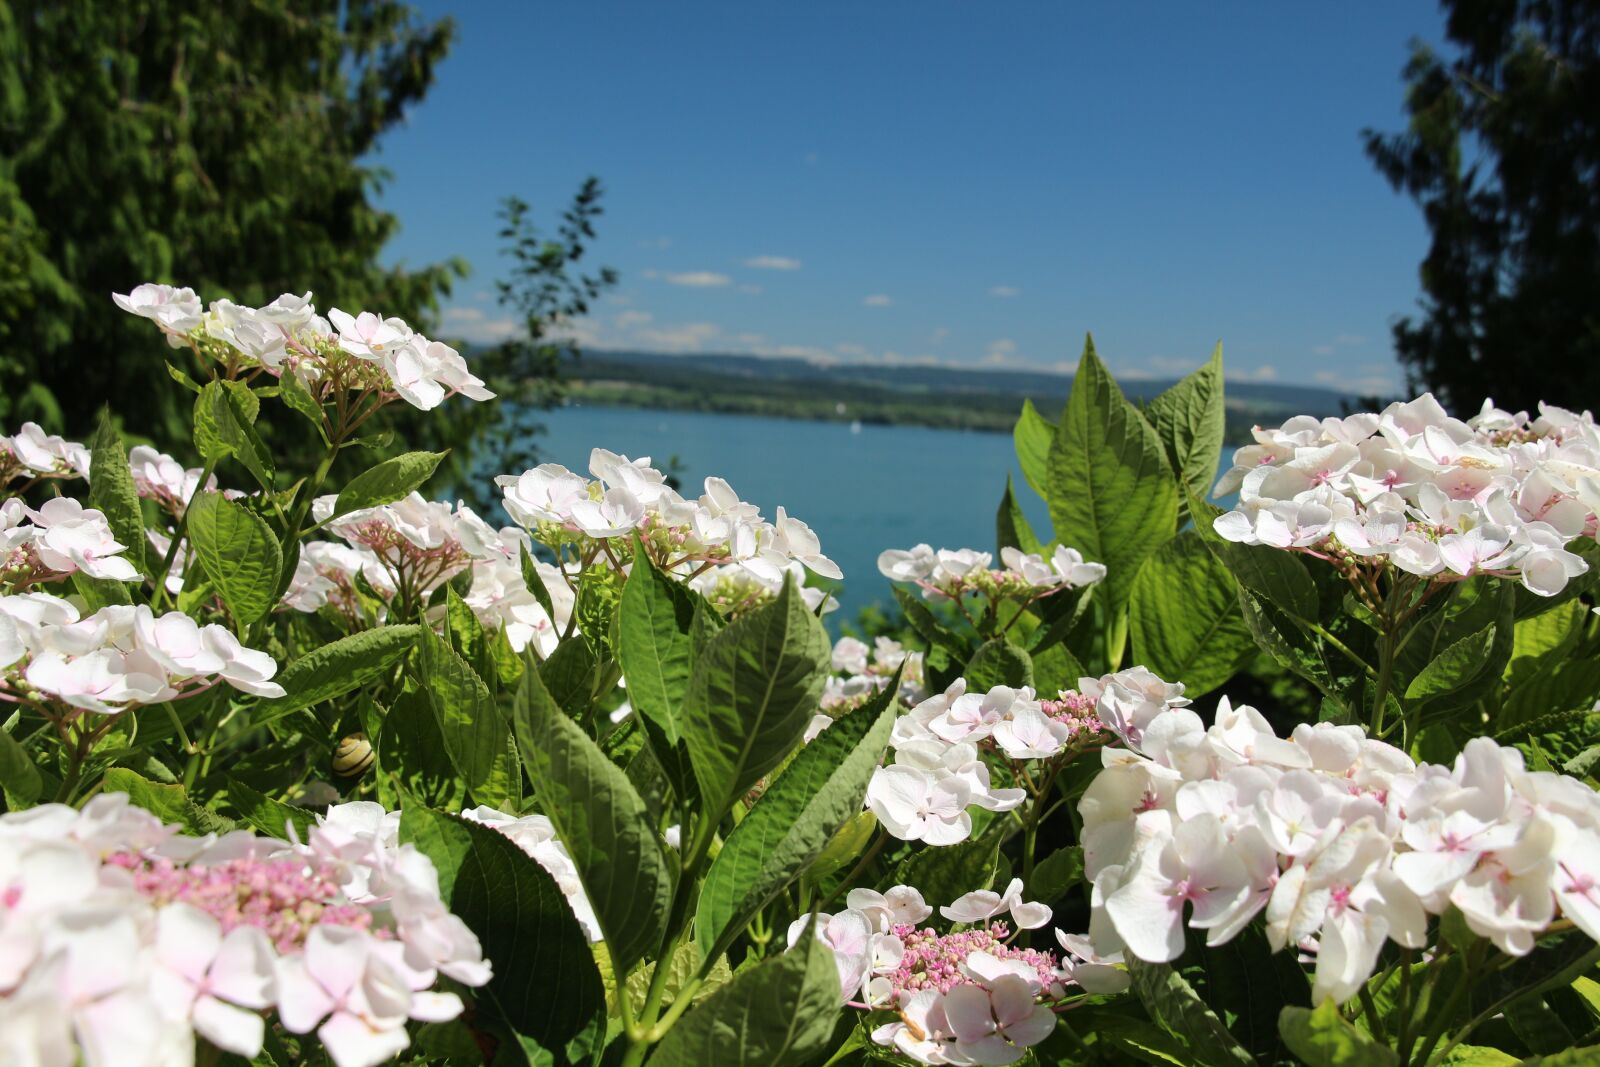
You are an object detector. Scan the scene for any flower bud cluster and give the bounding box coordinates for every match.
[499,450,840,590]
[878,543,1106,602]
[1214,394,1597,596]
[0,594,284,715]
[866,674,1131,846]
[0,794,492,1067]
[1081,671,1600,1004]
[113,284,494,413]
[790,883,1121,1066]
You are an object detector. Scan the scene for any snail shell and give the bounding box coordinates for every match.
[332,733,375,778]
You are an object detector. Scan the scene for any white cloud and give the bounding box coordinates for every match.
[662,271,732,288]
[982,339,1019,365]
[1313,333,1369,357]
[440,306,520,344]
[634,322,723,352]
[835,342,869,358]
[738,283,763,294]
[1313,364,1398,395]
[1227,365,1280,383]
[744,255,802,270]
[988,286,1021,298]
[930,326,950,344]
[862,294,892,307]
[735,332,768,345]
[614,310,653,328]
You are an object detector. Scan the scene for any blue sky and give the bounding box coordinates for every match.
[374,2,1447,395]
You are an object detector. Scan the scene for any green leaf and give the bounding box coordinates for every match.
[890,829,1000,904]
[681,576,830,824]
[539,632,599,719]
[1128,958,1255,1067]
[512,665,674,977]
[375,686,467,809]
[0,725,43,805]
[1406,626,1497,702]
[276,371,327,439]
[964,637,1034,691]
[1014,397,1056,501]
[646,924,841,1067]
[697,679,899,959]
[253,625,421,724]
[617,549,699,794]
[1520,1044,1600,1065]
[1437,1048,1519,1066]
[225,779,315,839]
[1505,601,1587,689]
[1087,1012,1195,1065]
[1048,338,1179,614]
[892,586,968,658]
[1146,343,1227,507]
[1029,845,1085,903]
[401,809,603,1046]
[997,474,1043,555]
[185,491,282,627]
[1190,492,1320,621]
[519,542,558,628]
[193,381,274,489]
[419,622,507,796]
[1277,1001,1399,1067]
[87,409,146,574]
[103,769,234,836]
[1130,530,1255,697]
[332,451,447,518]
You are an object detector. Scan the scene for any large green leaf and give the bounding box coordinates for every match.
[889,829,1000,904]
[419,623,507,795]
[1406,626,1497,702]
[681,577,830,825]
[1048,338,1178,613]
[1146,343,1226,507]
[512,665,674,977]
[253,625,421,724]
[996,474,1043,556]
[1505,601,1587,689]
[87,409,146,574]
[0,725,43,805]
[964,637,1034,691]
[696,680,899,958]
[226,779,315,839]
[401,809,603,1047]
[185,490,282,627]
[331,450,447,518]
[646,926,841,1067]
[1128,958,1255,1067]
[103,769,233,836]
[1014,397,1056,501]
[193,381,274,489]
[1130,530,1254,696]
[617,551,699,796]
[1277,1001,1398,1067]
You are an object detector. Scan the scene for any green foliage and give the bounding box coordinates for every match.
[1130,530,1255,696]
[1279,1001,1399,1067]
[332,450,448,517]
[185,490,282,627]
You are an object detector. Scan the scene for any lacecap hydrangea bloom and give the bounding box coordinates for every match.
[1214,393,1597,596]
[878,543,1106,602]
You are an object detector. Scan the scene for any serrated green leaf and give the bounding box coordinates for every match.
[276,371,327,439]
[1406,626,1497,702]
[1048,338,1179,613]
[0,725,43,805]
[617,549,698,796]
[1191,491,1321,621]
[226,779,315,839]
[1014,397,1056,501]
[1130,530,1254,697]
[697,679,899,959]
[401,809,603,1046]
[253,625,421,724]
[419,622,507,797]
[512,665,674,976]
[1146,343,1226,506]
[1129,958,1255,1067]
[330,450,447,519]
[964,637,1034,690]
[681,576,830,825]
[87,409,146,575]
[185,490,282,627]
[103,769,234,836]
[997,474,1043,555]
[890,829,1000,904]
[646,925,841,1067]
[1277,1000,1398,1066]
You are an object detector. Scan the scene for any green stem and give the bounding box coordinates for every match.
[151,458,217,608]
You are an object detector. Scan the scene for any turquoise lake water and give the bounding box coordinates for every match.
[535,405,1052,618]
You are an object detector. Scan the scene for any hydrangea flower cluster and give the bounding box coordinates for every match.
[0,594,284,716]
[1214,393,1597,596]
[824,636,927,713]
[865,675,1126,845]
[0,422,90,487]
[113,284,494,413]
[0,794,491,1067]
[500,451,840,598]
[128,445,219,518]
[878,544,1106,602]
[790,883,1124,1066]
[286,493,572,652]
[1080,674,1600,1004]
[1,497,139,586]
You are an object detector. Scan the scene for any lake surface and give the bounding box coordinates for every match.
[535,405,1052,618]
[535,404,1239,619]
